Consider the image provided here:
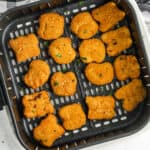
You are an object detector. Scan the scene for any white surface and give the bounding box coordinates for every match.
[0,0,150,150]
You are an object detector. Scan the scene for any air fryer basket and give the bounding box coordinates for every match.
[0,0,150,150]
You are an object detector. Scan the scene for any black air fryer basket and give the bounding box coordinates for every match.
[0,0,150,150]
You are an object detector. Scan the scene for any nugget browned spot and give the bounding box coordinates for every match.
[38,12,64,40]
[49,37,76,64]
[59,103,86,130]
[85,62,114,85]
[86,96,116,120]
[79,38,106,63]
[51,72,77,96]
[92,2,125,32]
[115,79,146,112]
[114,55,140,81]
[71,12,98,39]
[24,60,50,89]
[101,26,133,56]
[33,114,65,147]
[9,34,40,63]
[22,91,54,118]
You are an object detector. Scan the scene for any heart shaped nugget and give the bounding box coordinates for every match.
[24,60,50,89]
[51,72,77,96]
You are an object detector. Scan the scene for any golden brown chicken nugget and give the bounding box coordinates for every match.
[114,55,140,81]
[9,34,40,63]
[33,114,65,147]
[49,37,76,64]
[101,26,133,56]
[71,12,98,39]
[24,60,50,89]
[38,12,64,40]
[92,2,125,32]
[51,72,77,96]
[22,91,54,118]
[86,96,116,120]
[59,103,86,130]
[85,62,114,85]
[115,79,146,112]
[79,38,106,63]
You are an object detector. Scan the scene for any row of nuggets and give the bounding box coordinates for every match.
[23,78,146,147]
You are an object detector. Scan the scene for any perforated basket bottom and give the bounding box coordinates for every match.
[3,0,145,148]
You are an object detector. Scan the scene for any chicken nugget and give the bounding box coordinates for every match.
[101,26,133,56]
[71,12,98,39]
[92,2,125,32]
[24,60,50,89]
[22,91,54,118]
[85,62,114,85]
[49,37,76,64]
[33,114,65,147]
[115,79,146,112]
[51,72,77,96]
[9,34,40,63]
[86,96,116,120]
[79,38,106,63]
[114,55,140,80]
[38,12,64,40]
[59,103,86,130]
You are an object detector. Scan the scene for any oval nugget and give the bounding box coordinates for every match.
[85,62,114,85]
[51,72,77,96]
[49,37,76,64]
[38,12,64,40]
[71,12,98,39]
[79,38,106,63]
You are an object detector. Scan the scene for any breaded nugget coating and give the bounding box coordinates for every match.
[49,37,76,64]
[38,12,64,40]
[86,96,116,120]
[92,2,125,32]
[33,114,65,147]
[79,38,106,63]
[24,60,50,89]
[114,55,140,81]
[22,91,54,118]
[51,72,77,96]
[9,34,40,63]
[101,26,133,56]
[85,62,114,85]
[71,12,98,39]
[59,103,86,130]
[115,79,146,112]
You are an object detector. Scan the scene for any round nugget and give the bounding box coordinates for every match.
[38,12,64,40]
[49,37,76,64]
[79,38,106,63]
[85,62,114,85]
[71,12,98,39]
[24,60,50,89]
[51,72,77,96]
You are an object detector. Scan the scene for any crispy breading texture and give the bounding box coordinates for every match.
[24,60,50,89]
[114,55,140,80]
[92,2,125,32]
[79,38,106,63]
[33,114,65,147]
[22,91,54,118]
[86,96,116,120]
[51,72,77,96]
[59,103,86,130]
[85,62,114,85]
[9,34,40,63]
[49,37,76,64]
[71,12,98,39]
[101,26,133,56]
[38,12,64,40]
[115,79,146,112]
